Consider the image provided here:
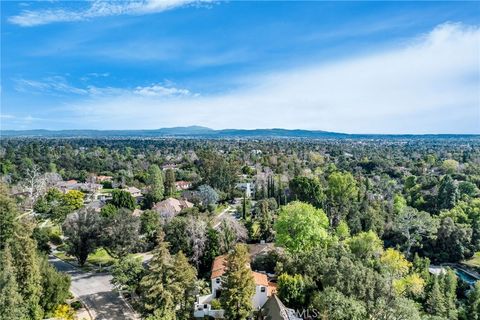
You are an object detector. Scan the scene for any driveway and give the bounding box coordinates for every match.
[49,256,140,320]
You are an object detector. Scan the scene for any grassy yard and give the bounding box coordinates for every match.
[87,248,116,267]
[462,252,480,270]
[55,247,116,271]
[215,204,228,214]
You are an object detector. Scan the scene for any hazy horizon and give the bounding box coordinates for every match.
[1,1,479,134]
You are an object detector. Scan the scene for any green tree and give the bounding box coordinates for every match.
[111,256,145,296]
[443,269,458,320]
[254,199,276,241]
[10,224,43,319]
[170,251,197,319]
[335,220,350,241]
[197,185,219,209]
[0,245,26,320]
[311,287,367,320]
[197,150,239,195]
[275,201,329,253]
[289,176,324,208]
[426,276,446,317]
[103,208,140,258]
[466,282,480,320]
[442,159,459,174]
[393,206,436,258]
[39,256,71,314]
[347,230,383,262]
[459,181,479,198]
[434,217,472,262]
[111,189,136,210]
[62,208,103,265]
[200,227,220,276]
[164,168,176,197]
[0,184,19,249]
[220,244,255,320]
[438,175,459,210]
[100,203,118,218]
[147,164,164,202]
[62,190,84,210]
[140,209,161,245]
[277,273,307,308]
[140,232,176,319]
[326,171,358,227]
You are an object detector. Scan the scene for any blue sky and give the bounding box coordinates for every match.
[1,1,479,133]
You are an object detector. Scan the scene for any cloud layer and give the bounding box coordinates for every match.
[51,22,478,134]
[9,0,207,27]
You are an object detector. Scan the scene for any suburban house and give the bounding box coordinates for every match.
[55,180,103,194]
[175,180,192,191]
[162,164,178,171]
[236,182,255,198]
[95,175,113,183]
[194,254,276,318]
[152,197,194,218]
[55,179,79,192]
[258,295,302,320]
[123,186,143,199]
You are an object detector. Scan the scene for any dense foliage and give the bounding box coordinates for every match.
[1,137,479,319]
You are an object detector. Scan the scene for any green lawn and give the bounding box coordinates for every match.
[215,204,227,214]
[87,248,116,267]
[463,252,480,270]
[55,247,116,270]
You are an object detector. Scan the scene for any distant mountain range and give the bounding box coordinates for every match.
[1,126,478,139]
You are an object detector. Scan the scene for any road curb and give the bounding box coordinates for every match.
[49,255,95,320]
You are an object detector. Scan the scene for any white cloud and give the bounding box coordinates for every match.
[134,84,195,97]
[60,22,479,134]
[9,0,209,27]
[15,76,89,95]
[14,76,196,99]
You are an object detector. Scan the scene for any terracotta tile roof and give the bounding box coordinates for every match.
[211,255,271,287]
[252,271,269,287]
[211,255,228,279]
[268,282,277,296]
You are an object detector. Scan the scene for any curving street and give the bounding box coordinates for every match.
[49,256,139,320]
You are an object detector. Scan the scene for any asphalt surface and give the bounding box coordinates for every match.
[49,256,139,320]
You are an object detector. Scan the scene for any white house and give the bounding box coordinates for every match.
[236,182,255,198]
[194,254,274,318]
[175,180,192,191]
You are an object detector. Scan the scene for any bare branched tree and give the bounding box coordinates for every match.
[185,216,207,267]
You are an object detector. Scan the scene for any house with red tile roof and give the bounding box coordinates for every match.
[194,253,276,318]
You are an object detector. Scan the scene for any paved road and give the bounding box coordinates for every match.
[49,256,139,320]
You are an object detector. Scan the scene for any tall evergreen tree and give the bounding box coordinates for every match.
[170,251,197,320]
[164,169,176,197]
[0,245,26,320]
[443,269,458,319]
[220,244,255,320]
[425,276,446,317]
[147,164,164,202]
[438,175,459,210]
[0,184,18,250]
[466,282,480,320]
[140,232,176,319]
[10,223,43,319]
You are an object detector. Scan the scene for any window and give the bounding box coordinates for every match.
[216,278,220,284]
[260,286,266,293]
